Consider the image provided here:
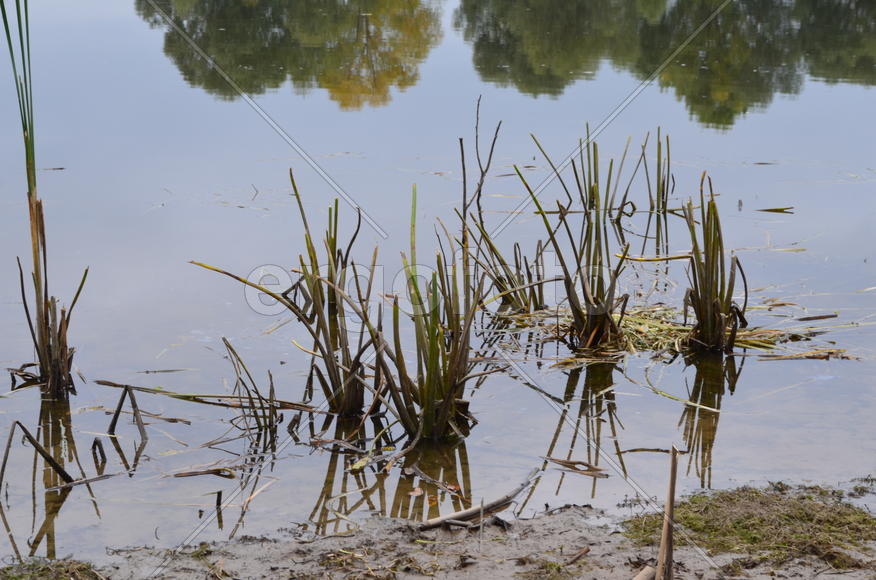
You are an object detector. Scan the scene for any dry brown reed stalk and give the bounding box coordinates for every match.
[461,101,552,315]
[223,338,279,454]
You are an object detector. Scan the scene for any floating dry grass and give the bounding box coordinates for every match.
[535,304,801,365]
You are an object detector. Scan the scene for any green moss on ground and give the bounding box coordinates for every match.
[0,559,102,580]
[623,484,876,569]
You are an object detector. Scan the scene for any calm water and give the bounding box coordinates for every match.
[0,0,874,565]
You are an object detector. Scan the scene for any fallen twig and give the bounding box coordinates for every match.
[420,468,537,530]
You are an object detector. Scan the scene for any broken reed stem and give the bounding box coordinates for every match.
[420,467,537,530]
[656,446,678,580]
[0,420,74,486]
[107,385,148,444]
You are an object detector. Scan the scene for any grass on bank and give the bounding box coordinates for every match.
[0,559,103,580]
[623,484,876,569]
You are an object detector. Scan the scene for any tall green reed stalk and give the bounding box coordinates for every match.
[683,175,748,352]
[2,0,87,397]
[516,132,632,349]
[638,129,672,259]
[372,190,485,441]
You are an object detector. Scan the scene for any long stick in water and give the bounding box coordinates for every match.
[656,446,678,580]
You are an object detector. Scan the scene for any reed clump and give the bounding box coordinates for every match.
[515,132,633,350]
[196,179,487,443]
[289,174,376,417]
[197,172,376,418]
[3,0,87,398]
[470,222,548,315]
[683,175,748,352]
[369,190,485,441]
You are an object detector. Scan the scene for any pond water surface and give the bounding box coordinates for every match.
[0,0,874,567]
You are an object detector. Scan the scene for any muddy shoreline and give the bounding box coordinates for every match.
[89,500,875,579]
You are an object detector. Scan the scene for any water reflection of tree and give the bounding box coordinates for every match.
[454,0,644,96]
[678,353,742,488]
[135,0,442,109]
[796,0,876,85]
[454,0,876,127]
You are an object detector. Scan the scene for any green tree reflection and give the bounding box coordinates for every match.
[453,0,646,96]
[637,0,804,128]
[796,0,876,85]
[454,0,876,127]
[136,0,442,110]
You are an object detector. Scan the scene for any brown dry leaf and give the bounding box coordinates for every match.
[544,456,610,478]
[173,468,236,479]
[796,314,838,322]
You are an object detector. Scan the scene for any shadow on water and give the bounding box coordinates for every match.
[0,387,155,562]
